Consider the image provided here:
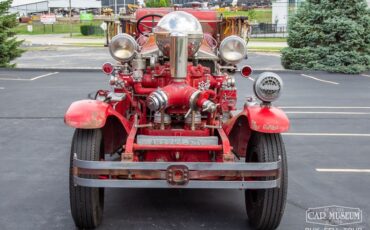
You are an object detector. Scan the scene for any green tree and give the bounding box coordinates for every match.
[146,0,170,7]
[0,0,23,67]
[281,0,370,74]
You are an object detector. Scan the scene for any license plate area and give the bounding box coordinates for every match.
[166,165,189,186]
[137,135,219,145]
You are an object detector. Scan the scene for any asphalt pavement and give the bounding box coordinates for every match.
[0,69,369,230]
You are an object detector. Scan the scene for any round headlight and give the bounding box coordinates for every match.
[219,35,247,64]
[109,33,138,62]
[254,72,283,103]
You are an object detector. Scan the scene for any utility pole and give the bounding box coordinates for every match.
[114,0,117,17]
[124,0,126,14]
[69,0,72,37]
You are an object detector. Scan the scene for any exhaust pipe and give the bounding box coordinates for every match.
[170,32,188,80]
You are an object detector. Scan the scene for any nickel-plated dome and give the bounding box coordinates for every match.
[154,11,203,57]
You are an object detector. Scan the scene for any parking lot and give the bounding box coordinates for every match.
[0,69,369,229]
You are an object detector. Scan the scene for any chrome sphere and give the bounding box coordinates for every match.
[154,11,203,57]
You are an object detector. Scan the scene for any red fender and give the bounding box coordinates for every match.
[238,105,290,133]
[245,105,290,133]
[222,105,289,157]
[64,100,130,132]
[224,105,290,134]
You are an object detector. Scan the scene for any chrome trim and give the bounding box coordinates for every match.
[132,57,146,70]
[74,176,280,189]
[147,89,168,111]
[170,32,188,79]
[219,35,247,64]
[109,33,138,62]
[153,111,171,124]
[73,158,281,171]
[201,100,217,113]
[254,72,283,103]
[189,90,201,110]
[185,111,201,125]
[136,135,218,145]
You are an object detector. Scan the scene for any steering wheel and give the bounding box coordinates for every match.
[136,14,163,36]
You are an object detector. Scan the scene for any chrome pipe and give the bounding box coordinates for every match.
[146,90,168,111]
[170,32,188,80]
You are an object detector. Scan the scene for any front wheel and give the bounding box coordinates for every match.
[245,133,287,230]
[69,129,105,229]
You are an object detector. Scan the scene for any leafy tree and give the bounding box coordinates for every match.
[0,0,23,67]
[246,9,256,21]
[281,0,370,74]
[146,0,170,7]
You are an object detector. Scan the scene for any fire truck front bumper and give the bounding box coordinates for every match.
[72,155,281,189]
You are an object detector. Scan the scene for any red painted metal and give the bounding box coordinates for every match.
[65,9,289,186]
[216,128,234,162]
[134,82,156,95]
[245,105,290,133]
[224,105,290,135]
[64,100,130,132]
[161,82,198,107]
[143,128,210,136]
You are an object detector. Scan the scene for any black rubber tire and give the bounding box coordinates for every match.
[245,132,287,230]
[69,129,105,229]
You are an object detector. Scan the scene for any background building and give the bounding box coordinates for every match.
[101,0,135,13]
[9,0,369,16]
[8,0,101,15]
[101,0,273,12]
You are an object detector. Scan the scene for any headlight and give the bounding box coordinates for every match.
[254,72,283,103]
[109,33,138,62]
[219,35,247,64]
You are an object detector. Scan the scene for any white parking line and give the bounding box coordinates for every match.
[283,133,370,137]
[0,72,59,81]
[316,169,370,173]
[361,74,370,78]
[280,106,370,109]
[300,74,339,85]
[0,87,4,90]
[30,72,59,81]
[286,111,370,115]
